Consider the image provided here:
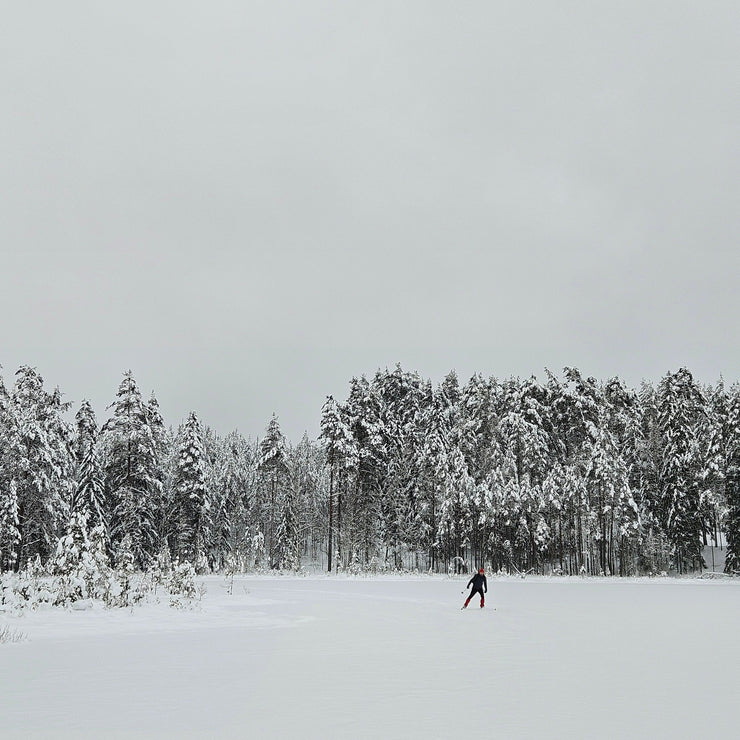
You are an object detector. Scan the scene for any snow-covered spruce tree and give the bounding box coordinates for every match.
[101,372,163,568]
[684,384,723,572]
[584,423,637,576]
[724,385,740,573]
[460,373,499,486]
[320,395,354,571]
[437,445,475,571]
[173,412,211,571]
[375,366,426,570]
[657,368,706,572]
[200,425,232,570]
[274,457,301,571]
[545,369,603,574]
[209,431,257,571]
[49,509,92,603]
[287,434,325,569]
[602,377,645,574]
[72,401,108,539]
[416,377,462,572]
[257,414,288,568]
[724,462,740,574]
[494,377,552,572]
[7,367,75,566]
[144,392,170,553]
[344,376,385,568]
[0,480,21,572]
[73,400,98,466]
[0,374,21,571]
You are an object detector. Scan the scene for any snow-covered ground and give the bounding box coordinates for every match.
[2,574,738,739]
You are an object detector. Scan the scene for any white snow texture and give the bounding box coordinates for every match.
[1,575,738,739]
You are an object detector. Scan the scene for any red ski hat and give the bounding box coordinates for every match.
[478,568,484,573]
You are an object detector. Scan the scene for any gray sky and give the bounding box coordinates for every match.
[1,1,738,440]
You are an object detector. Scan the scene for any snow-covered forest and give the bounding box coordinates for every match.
[1,364,739,578]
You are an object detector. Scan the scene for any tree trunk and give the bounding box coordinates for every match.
[327,463,334,572]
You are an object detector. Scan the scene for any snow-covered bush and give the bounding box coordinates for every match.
[104,535,148,608]
[48,513,113,606]
[167,560,201,608]
[248,531,266,572]
[348,551,362,576]
[144,546,173,595]
[1,526,152,611]
[1,556,54,611]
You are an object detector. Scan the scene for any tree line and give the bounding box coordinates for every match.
[1,364,739,576]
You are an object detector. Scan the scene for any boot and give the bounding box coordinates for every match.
[480,598,485,608]
[462,598,470,609]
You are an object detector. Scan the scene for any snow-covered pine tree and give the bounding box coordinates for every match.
[145,391,169,552]
[173,412,211,570]
[344,377,385,567]
[657,368,705,572]
[460,373,499,486]
[0,375,21,572]
[375,366,426,569]
[7,367,74,566]
[73,439,107,538]
[274,449,301,571]
[418,373,479,571]
[73,400,98,465]
[724,385,740,573]
[101,371,162,568]
[698,380,728,552]
[601,378,643,574]
[289,434,324,568]
[72,400,107,537]
[257,414,288,568]
[320,395,354,571]
[0,480,20,572]
[210,431,257,571]
[418,409,448,572]
[436,444,474,571]
[584,422,636,576]
[494,377,552,572]
[50,508,91,602]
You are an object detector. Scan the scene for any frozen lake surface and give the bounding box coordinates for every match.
[2,575,738,739]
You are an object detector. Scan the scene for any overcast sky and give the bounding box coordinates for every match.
[1,1,738,440]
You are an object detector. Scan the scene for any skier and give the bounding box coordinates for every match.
[462,567,487,609]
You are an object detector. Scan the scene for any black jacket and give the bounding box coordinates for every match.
[467,573,487,592]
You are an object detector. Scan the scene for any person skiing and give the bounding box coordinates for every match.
[462,567,487,609]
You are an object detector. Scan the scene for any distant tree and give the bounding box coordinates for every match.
[437,445,475,569]
[320,395,353,571]
[73,439,107,537]
[210,431,257,570]
[0,375,20,571]
[73,400,98,464]
[274,454,301,571]
[173,412,211,570]
[657,368,705,572]
[0,480,20,572]
[257,414,287,567]
[375,366,426,569]
[724,385,740,573]
[145,392,169,548]
[72,400,106,536]
[460,373,499,485]
[101,371,162,568]
[7,366,74,566]
[345,377,385,566]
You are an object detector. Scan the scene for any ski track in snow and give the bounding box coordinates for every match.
[1,575,738,740]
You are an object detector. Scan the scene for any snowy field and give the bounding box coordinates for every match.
[2,575,739,740]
